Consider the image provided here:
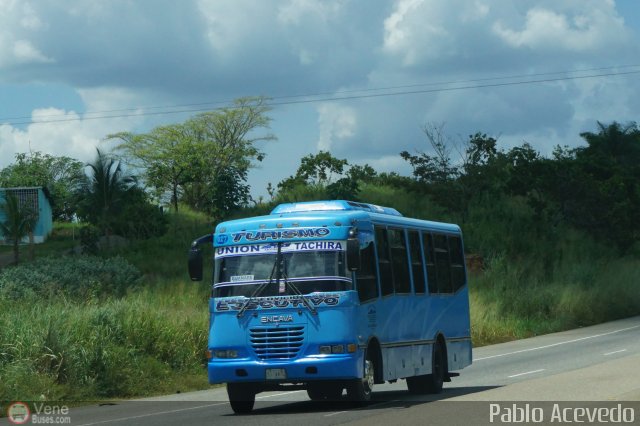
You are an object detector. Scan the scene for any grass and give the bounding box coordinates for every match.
[469,248,640,346]
[0,223,79,258]
[0,207,214,402]
[0,288,210,401]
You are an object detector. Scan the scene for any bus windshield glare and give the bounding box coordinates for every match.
[214,241,351,297]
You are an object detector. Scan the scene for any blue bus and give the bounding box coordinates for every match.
[188,200,472,413]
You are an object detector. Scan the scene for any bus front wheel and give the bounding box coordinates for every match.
[347,351,374,404]
[227,382,256,414]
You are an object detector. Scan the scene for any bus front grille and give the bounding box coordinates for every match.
[250,326,305,360]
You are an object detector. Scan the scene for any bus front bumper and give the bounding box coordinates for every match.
[208,354,361,384]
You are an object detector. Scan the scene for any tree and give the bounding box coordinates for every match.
[181,97,274,219]
[108,123,202,212]
[111,96,274,219]
[458,132,509,198]
[400,123,466,215]
[295,151,348,185]
[0,152,87,221]
[109,186,168,240]
[465,132,498,169]
[558,121,640,250]
[579,121,640,171]
[400,123,460,184]
[0,192,37,264]
[77,149,136,239]
[277,151,349,194]
[277,151,377,201]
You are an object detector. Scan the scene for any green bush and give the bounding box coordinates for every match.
[79,225,100,255]
[0,256,142,301]
[111,187,168,239]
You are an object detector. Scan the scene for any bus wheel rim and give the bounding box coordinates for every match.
[364,359,374,393]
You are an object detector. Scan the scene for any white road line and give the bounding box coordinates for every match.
[325,411,348,417]
[604,349,627,356]
[508,369,545,378]
[256,390,304,399]
[475,324,640,361]
[76,391,305,426]
[76,403,226,426]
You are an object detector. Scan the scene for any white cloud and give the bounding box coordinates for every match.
[12,39,52,63]
[0,88,150,169]
[277,0,342,25]
[0,0,52,66]
[460,1,490,23]
[316,103,357,151]
[198,0,283,59]
[493,6,630,51]
[76,87,144,115]
[297,48,315,65]
[0,108,99,168]
[383,0,448,66]
[276,0,362,67]
[19,3,45,30]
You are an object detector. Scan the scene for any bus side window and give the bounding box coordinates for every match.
[449,236,466,292]
[375,227,394,296]
[357,241,379,302]
[434,234,452,294]
[422,233,437,294]
[389,229,410,294]
[408,230,426,294]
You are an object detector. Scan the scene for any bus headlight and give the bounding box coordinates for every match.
[319,344,357,355]
[331,345,344,354]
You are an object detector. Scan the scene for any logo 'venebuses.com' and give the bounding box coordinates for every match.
[7,401,30,425]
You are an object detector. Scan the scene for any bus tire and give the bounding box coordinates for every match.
[407,342,446,394]
[227,382,256,414]
[426,341,446,394]
[406,375,428,394]
[347,350,374,404]
[307,382,343,401]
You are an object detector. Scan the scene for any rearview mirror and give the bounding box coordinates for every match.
[188,247,203,281]
[188,234,213,282]
[347,238,360,271]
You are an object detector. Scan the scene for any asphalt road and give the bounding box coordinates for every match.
[3,316,640,425]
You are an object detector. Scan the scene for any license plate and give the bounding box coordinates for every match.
[266,368,287,380]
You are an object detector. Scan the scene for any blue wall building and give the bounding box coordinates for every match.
[0,187,53,243]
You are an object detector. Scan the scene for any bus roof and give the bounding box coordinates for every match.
[216,200,461,235]
[271,200,402,216]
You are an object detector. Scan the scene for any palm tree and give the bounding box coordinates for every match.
[79,149,136,243]
[579,121,640,169]
[0,192,37,264]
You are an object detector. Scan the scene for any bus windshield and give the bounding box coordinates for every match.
[214,242,351,297]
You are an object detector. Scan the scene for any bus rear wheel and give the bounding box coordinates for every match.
[407,342,446,394]
[347,351,374,404]
[227,382,256,414]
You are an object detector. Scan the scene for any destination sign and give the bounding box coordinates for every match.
[214,240,345,259]
[229,227,331,243]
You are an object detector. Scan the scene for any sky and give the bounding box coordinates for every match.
[1,0,639,200]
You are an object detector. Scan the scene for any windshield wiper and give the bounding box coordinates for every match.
[236,243,318,317]
[236,245,280,318]
[281,253,318,315]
